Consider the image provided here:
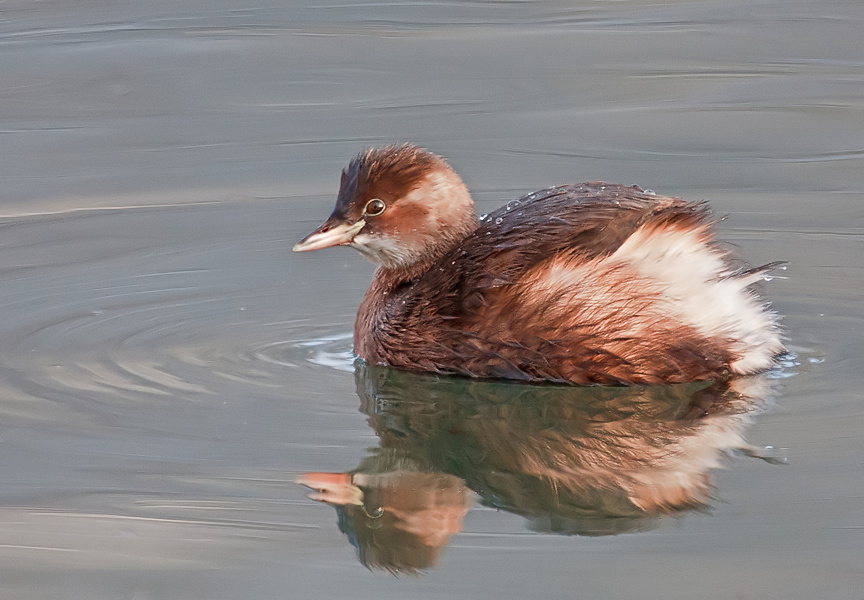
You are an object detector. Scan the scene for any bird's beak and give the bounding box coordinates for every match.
[295,472,364,506]
[293,219,366,252]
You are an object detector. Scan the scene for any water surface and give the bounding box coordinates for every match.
[0,1,862,598]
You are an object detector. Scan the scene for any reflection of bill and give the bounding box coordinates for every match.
[298,363,782,573]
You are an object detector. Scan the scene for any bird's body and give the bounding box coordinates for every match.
[295,145,783,385]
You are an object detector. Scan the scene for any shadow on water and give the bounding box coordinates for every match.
[299,362,782,574]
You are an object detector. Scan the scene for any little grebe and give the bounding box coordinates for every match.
[294,144,783,385]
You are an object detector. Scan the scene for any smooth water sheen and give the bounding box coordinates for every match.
[1,1,862,598]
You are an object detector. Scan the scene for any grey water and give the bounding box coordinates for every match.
[1,0,862,598]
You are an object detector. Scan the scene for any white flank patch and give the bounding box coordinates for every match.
[610,225,783,373]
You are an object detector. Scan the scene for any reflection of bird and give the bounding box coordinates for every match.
[298,363,780,572]
[295,144,784,385]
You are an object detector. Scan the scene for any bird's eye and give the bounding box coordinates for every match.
[364,199,386,216]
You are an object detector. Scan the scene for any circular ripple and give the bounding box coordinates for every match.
[765,347,824,380]
[252,332,355,372]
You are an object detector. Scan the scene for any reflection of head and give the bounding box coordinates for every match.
[298,450,472,574]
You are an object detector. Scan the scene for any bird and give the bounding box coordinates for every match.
[293,144,783,385]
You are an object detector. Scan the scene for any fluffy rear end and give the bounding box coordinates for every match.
[609,209,784,374]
